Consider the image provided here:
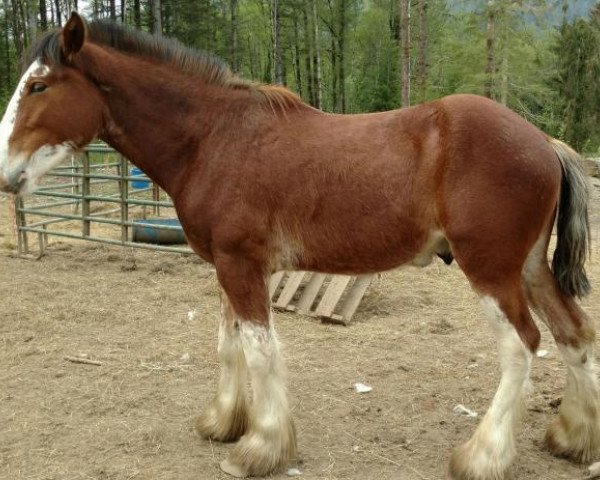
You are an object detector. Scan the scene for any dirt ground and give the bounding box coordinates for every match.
[3,181,600,480]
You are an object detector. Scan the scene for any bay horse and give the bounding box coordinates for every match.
[1,12,598,479]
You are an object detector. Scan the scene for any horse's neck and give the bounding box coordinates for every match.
[80,46,254,199]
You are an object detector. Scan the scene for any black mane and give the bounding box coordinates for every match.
[23,19,304,111]
[24,20,246,88]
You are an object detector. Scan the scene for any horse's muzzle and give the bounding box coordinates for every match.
[0,171,25,194]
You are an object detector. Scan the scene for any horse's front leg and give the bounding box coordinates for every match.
[214,253,297,478]
[196,290,250,442]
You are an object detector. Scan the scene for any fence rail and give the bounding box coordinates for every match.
[14,144,192,256]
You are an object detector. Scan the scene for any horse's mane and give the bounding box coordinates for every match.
[24,20,303,111]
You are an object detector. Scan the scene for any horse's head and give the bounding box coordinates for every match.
[0,13,104,194]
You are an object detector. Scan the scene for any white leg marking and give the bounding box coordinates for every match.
[239,321,288,430]
[451,296,532,480]
[546,343,600,462]
[523,231,600,461]
[215,296,247,409]
[221,318,296,477]
[558,343,598,407]
[196,294,248,442]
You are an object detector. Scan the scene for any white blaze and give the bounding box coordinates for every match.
[0,59,73,193]
[0,59,44,179]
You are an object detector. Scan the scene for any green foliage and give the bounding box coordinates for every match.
[166,0,226,56]
[348,3,399,112]
[0,0,599,151]
[0,1,16,107]
[551,14,600,151]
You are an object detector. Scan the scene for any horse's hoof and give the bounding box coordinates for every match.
[449,439,510,480]
[224,418,297,477]
[545,414,600,463]
[195,397,249,443]
[220,459,248,478]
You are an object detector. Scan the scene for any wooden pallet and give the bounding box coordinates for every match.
[269,271,374,325]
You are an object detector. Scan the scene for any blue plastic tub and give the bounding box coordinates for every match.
[131,218,187,245]
[130,167,150,189]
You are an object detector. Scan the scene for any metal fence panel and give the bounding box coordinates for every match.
[15,144,192,256]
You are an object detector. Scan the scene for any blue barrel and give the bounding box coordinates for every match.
[130,167,150,189]
[131,218,187,245]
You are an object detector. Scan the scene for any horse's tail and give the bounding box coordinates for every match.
[549,137,591,298]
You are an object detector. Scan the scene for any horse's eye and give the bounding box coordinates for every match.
[30,82,47,94]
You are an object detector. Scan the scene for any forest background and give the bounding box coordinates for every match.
[1,0,599,153]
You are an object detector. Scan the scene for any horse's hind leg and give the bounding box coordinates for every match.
[524,237,600,463]
[196,291,250,442]
[449,278,538,480]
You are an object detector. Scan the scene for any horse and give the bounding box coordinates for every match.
[1,12,598,479]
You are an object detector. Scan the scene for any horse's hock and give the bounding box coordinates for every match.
[11,144,373,324]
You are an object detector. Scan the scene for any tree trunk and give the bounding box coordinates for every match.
[163,0,172,35]
[230,0,239,72]
[18,0,28,47]
[484,0,496,99]
[10,0,23,58]
[109,0,116,20]
[500,26,508,105]
[2,0,12,89]
[500,54,508,105]
[91,0,99,20]
[499,3,508,105]
[311,0,322,109]
[247,33,256,79]
[27,0,37,46]
[390,0,400,41]
[54,0,61,25]
[400,0,410,107]
[121,0,125,22]
[271,0,284,84]
[39,0,47,31]
[417,0,427,102]
[151,0,162,35]
[293,16,302,94]
[50,0,62,27]
[331,35,337,110]
[133,0,141,28]
[302,3,313,104]
[335,0,346,113]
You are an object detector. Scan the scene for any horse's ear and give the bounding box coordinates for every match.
[61,12,86,59]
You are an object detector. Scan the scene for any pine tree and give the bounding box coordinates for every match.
[552,15,600,151]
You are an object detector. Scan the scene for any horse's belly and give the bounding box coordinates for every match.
[292,228,449,275]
